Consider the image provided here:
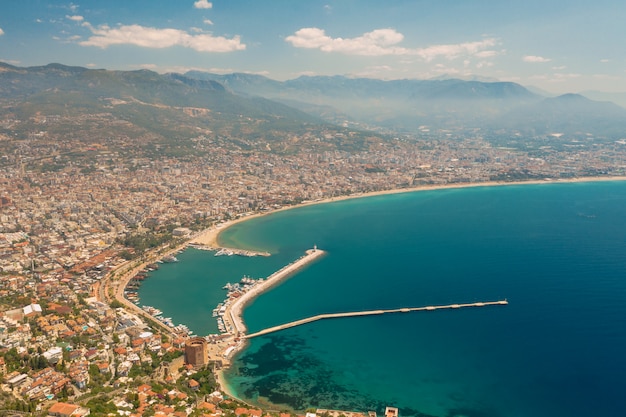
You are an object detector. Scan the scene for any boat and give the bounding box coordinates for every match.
[162,255,179,263]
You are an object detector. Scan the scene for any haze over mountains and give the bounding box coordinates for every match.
[1,62,625,143]
[0,62,321,132]
[186,71,626,138]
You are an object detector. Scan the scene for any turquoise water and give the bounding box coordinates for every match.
[139,182,626,417]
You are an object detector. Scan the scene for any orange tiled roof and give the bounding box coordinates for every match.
[48,402,79,416]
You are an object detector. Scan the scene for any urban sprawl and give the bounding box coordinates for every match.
[1,115,626,417]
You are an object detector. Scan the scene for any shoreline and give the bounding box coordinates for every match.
[178,176,626,407]
[214,248,326,402]
[190,176,626,250]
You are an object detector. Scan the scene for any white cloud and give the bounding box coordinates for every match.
[295,70,318,77]
[475,50,498,58]
[523,55,551,63]
[416,39,497,61]
[285,27,497,60]
[0,28,4,36]
[600,59,610,63]
[552,65,566,70]
[79,23,245,53]
[203,19,214,25]
[286,28,406,56]
[194,0,213,9]
[132,63,158,70]
[593,74,619,80]
[66,15,83,22]
[0,59,21,65]
[553,73,580,79]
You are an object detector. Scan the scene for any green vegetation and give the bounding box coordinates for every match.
[118,231,173,255]
[86,396,118,416]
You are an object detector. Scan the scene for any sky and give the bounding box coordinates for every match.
[1,0,625,93]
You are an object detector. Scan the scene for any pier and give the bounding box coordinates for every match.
[245,300,508,339]
[188,243,271,257]
[224,247,326,335]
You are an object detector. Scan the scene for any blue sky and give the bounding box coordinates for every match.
[0,0,624,93]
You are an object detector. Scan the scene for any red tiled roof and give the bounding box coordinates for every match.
[48,402,79,417]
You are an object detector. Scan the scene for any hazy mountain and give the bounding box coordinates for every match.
[0,62,318,121]
[498,93,626,136]
[185,71,542,131]
[580,90,626,109]
[428,73,501,83]
[523,85,555,97]
[185,71,626,137]
[2,62,624,144]
[0,62,347,149]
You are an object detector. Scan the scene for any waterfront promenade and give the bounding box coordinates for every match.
[245,300,509,339]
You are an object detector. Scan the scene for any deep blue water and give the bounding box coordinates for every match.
[140,182,626,417]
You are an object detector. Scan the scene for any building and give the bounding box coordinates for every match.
[48,402,90,417]
[385,407,399,417]
[172,227,191,237]
[23,303,43,318]
[184,337,208,368]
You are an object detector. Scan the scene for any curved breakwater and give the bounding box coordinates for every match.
[224,248,326,337]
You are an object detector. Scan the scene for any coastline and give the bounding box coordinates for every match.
[226,248,326,335]
[214,248,326,402]
[190,176,626,250]
[160,176,626,407]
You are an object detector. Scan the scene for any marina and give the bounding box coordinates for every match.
[224,247,326,337]
[187,243,271,257]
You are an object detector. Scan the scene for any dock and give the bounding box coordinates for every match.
[245,300,508,339]
[187,243,271,257]
[224,247,326,335]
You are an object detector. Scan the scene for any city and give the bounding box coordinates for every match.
[2,102,626,415]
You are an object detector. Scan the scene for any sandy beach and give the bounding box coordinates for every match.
[190,176,626,251]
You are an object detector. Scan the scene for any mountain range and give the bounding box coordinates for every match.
[185,71,626,138]
[0,62,625,144]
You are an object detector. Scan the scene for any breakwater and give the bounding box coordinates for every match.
[188,243,271,257]
[224,247,326,336]
[245,300,509,339]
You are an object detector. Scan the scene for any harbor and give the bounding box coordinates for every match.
[187,243,271,257]
[223,247,326,336]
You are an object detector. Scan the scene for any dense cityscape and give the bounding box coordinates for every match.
[3,0,626,415]
[2,100,626,416]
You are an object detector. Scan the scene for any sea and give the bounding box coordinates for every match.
[138,181,626,417]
